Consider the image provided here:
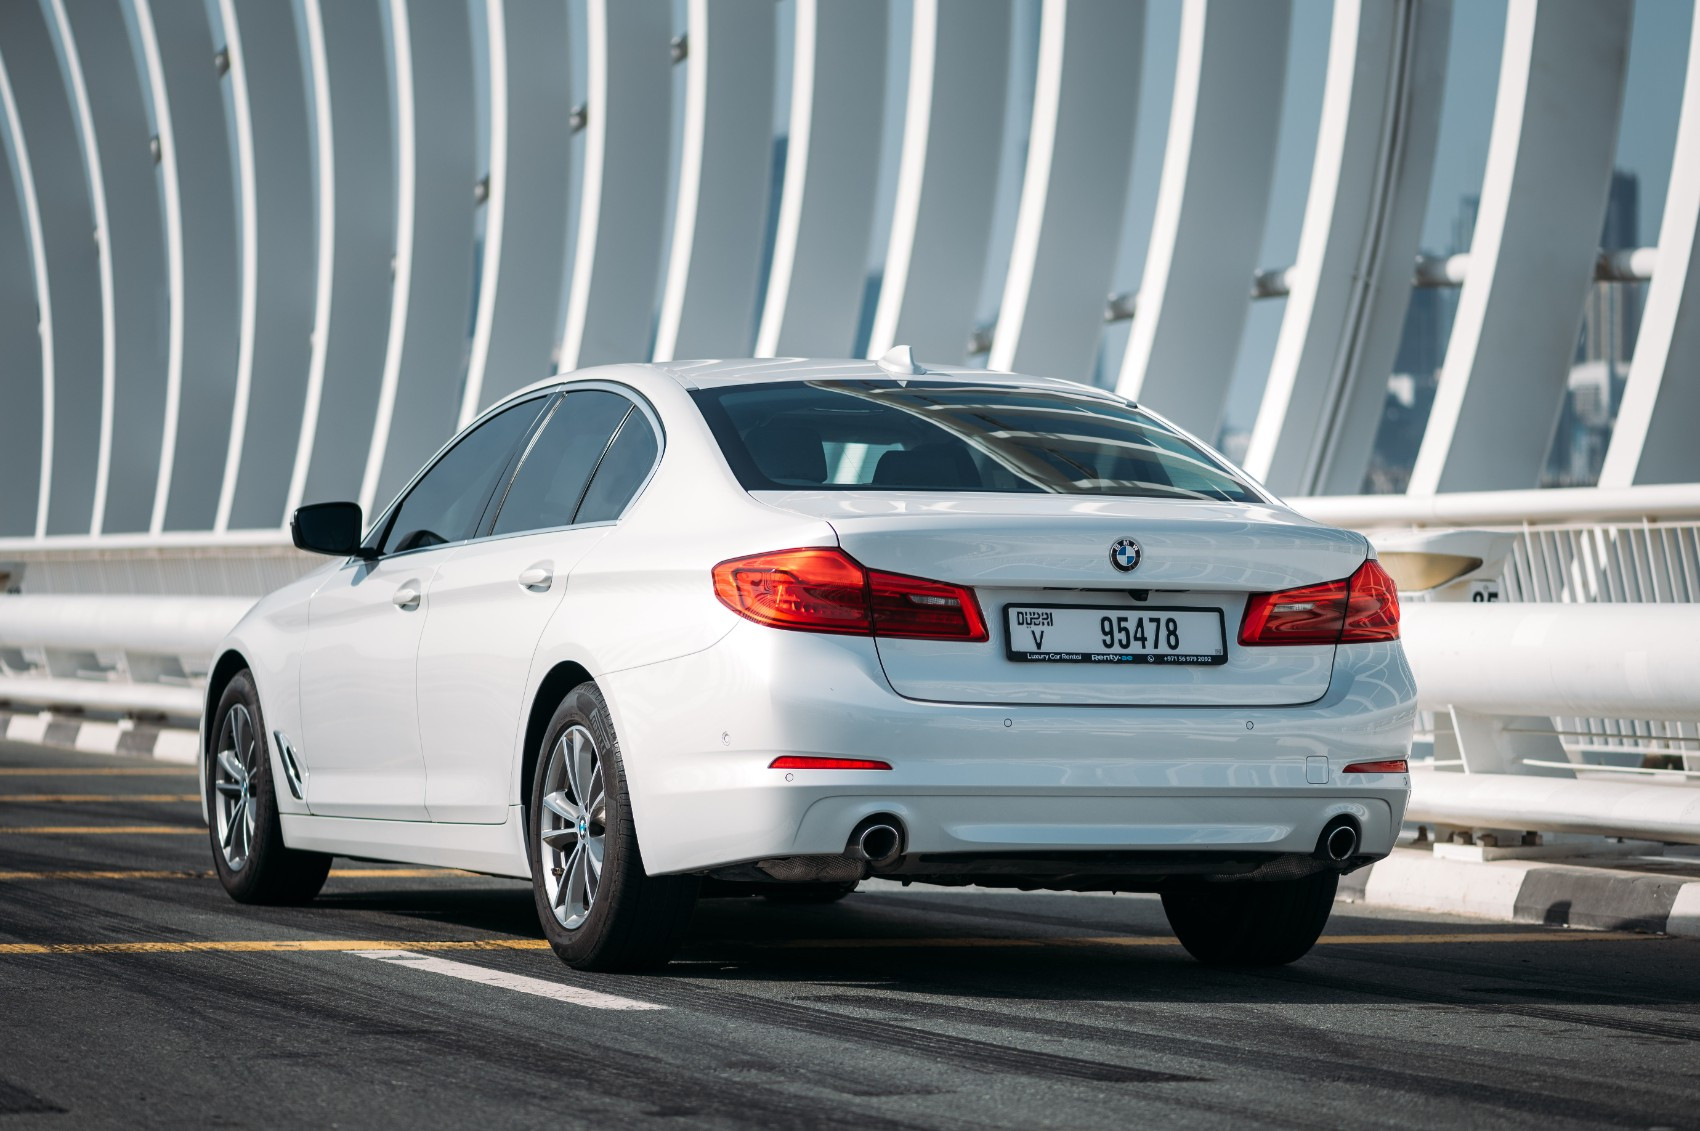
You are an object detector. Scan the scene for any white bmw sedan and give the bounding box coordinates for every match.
[202,356,1414,971]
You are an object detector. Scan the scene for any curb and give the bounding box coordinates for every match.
[1341,846,1700,939]
[0,707,198,764]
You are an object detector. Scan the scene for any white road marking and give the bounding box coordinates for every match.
[350,949,665,1011]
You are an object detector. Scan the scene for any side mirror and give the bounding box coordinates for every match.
[291,502,373,558]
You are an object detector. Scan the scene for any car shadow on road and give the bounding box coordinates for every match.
[310,882,1697,1011]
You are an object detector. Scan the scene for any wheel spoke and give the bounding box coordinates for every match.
[222,799,245,848]
[214,780,242,797]
[217,749,246,786]
[584,835,603,881]
[563,731,585,803]
[554,845,581,908]
[584,765,605,826]
[540,825,579,848]
[571,731,595,809]
[541,790,578,824]
[569,845,590,913]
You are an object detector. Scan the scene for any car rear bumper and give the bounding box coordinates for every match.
[600,624,1416,876]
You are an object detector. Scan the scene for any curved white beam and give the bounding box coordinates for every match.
[1409,0,1632,493]
[755,0,887,359]
[215,0,316,532]
[1600,6,1700,487]
[866,0,1012,362]
[1114,0,1292,438]
[0,37,46,538]
[54,0,170,536]
[288,0,396,512]
[460,0,572,422]
[134,0,241,533]
[49,0,113,536]
[361,0,477,513]
[988,0,1144,382]
[0,1,103,536]
[1245,0,1451,496]
[558,0,671,374]
[653,0,776,362]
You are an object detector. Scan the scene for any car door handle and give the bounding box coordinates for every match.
[392,587,421,610]
[517,567,553,591]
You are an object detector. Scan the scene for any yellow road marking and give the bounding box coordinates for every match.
[0,938,551,956]
[0,826,201,835]
[0,867,478,881]
[769,930,1662,950]
[1,930,1663,958]
[330,868,480,879]
[0,794,200,803]
[0,767,195,776]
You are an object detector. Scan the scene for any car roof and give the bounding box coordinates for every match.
[508,356,1128,402]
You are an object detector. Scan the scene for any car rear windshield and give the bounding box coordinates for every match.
[691,380,1263,503]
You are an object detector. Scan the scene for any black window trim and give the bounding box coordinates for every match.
[469,380,666,543]
[362,390,558,561]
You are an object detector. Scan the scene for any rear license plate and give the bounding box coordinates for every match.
[1004,604,1227,665]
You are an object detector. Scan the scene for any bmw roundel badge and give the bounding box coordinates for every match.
[1109,537,1142,573]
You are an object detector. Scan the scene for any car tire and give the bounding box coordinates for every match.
[529,683,698,972]
[206,671,332,905]
[1160,871,1338,967]
[761,882,858,904]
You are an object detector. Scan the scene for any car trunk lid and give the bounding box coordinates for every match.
[756,491,1368,707]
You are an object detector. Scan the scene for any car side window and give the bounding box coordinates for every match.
[490,390,633,537]
[574,408,659,524]
[377,397,547,556]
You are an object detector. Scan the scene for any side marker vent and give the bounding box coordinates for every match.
[273,730,307,800]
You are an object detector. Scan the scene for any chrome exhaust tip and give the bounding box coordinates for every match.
[1322,821,1359,863]
[849,819,903,866]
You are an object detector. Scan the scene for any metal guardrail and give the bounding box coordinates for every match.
[1297,485,1700,845]
[0,596,252,720]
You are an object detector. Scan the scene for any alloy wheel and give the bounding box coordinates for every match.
[538,725,606,931]
[212,703,261,871]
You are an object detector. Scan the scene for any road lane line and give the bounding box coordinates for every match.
[768,930,1664,949]
[0,794,201,802]
[0,768,196,776]
[350,949,665,1011]
[0,870,203,881]
[0,826,201,835]
[0,938,552,955]
[0,867,478,881]
[0,930,1671,959]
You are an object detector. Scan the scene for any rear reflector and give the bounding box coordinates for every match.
[1238,558,1401,646]
[1342,759,1408,774]
[714,547,988,641]
[769,756,893,770]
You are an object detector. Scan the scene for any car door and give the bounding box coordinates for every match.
[296,396,548,819]
[416,388,660,823]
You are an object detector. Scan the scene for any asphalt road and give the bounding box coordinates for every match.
[3,736,1699,1129]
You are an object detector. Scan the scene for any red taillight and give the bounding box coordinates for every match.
[1342,759,1408,774]
[713,548,988,642]
[1341,558,1400,642]
[770,756,892,770]
[1239,558,1400,646]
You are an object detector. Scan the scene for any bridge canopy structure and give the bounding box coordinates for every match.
[1,0,1699,847]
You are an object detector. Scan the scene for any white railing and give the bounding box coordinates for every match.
[0,595,253,719]
[1299,484,1700,844]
